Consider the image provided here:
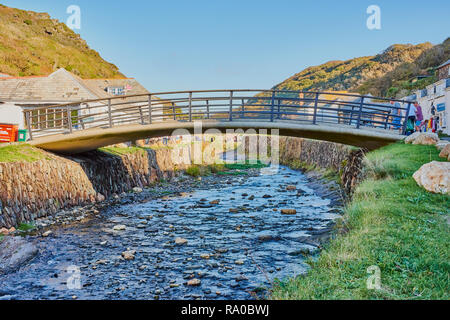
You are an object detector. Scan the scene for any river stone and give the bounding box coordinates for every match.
[413,161,450,195]
[175,237,188,245]
[0,237,38,275]
[187,279,201,286]
[281,209,297,215]
[122,250,136,260]
[286,185,297,191]
[113,225,126,231]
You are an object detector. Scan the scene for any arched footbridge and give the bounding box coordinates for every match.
[24,90,413,154]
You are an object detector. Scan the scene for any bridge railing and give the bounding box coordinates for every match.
[23,90,414,140]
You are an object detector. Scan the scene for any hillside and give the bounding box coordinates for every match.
[273,38,450,98]
[0,4,124,78]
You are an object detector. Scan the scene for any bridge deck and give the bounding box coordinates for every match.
[23,89,412,154]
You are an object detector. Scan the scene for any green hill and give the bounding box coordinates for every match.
[0,4,124,78]
[273,38,450,98]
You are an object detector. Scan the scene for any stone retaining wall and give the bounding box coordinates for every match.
[0,147,190,229]
[278,137,364,196]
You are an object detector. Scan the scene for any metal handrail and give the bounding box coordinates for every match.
[23,89,414,141]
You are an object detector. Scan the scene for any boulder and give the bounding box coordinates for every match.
[405,132,439,145]
[0,237,38,275]
[439,144,450,160]
[413,161,450,195]
[436,141,450,151]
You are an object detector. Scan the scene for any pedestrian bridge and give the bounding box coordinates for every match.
[24,89,412,154]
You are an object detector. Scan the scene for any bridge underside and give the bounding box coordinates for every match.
[29,120,403,155]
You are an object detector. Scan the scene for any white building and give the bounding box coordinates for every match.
[402,60,450,135]
[0,69,153,137]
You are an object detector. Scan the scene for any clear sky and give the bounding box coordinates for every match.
[2,0,449,92]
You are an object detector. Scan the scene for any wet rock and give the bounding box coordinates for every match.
[175,237,188,246]
[262,195,272,199]
[133,187,143,193]
[0,227,15,236]
[281,209,297,215]
[113,225,126,231]
[0,237,38,275]
[286,185,297,191]
[234,260,244,265]
[209,200,220,205]
[200,254,210,260]
[42,230,53,237]
[187,279,201,286]
[122,250,136,260]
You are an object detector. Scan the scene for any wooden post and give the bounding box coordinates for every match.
[148,95,152,124]
[356,97,364,129]
[206,100,210,119]
[172,103,176,121]
[313,93,319,125]
[229,91,234,121]
[241,99,245,119]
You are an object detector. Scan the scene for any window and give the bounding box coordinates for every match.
[107,86,125,96]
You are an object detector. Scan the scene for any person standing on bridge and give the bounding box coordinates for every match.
[404,102,417,136]
[390,100,402,132]
[414,102,424,132]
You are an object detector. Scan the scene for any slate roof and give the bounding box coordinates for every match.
[0,69,149,103]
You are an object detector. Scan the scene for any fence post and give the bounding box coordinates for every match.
[241,99,245,119]
[402,102,412,135]
[139,106,144,124]
[270,91,275,122]
[277,98,281,120]
[229,91,234,121]
[206,100,210,119]
[189,92,193,122]
[313,93,319,124]
[356,97,365,129]
[148,95,152,124]
[107,99,113,128]
[25,110,33,140]
[172,103,176,121]
[67,107,73,133]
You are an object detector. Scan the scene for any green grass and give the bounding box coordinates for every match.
[224,160,268,170]
[0,144,49,163]
[18,222,35,232]
[271,142,449,300]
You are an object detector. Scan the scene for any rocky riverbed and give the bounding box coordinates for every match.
[0,165,343,300]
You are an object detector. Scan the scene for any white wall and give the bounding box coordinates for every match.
[0,103,25,129]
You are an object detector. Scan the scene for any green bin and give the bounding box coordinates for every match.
[18,129,27,142]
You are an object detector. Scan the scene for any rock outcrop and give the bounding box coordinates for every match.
[413,161,450,195]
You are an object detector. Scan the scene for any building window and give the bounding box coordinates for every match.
[107,86,125,96]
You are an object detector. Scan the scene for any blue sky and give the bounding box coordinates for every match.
[2,0,449,92]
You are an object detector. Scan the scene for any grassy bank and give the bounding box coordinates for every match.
[272,142,449,300]
[0,144,50,163]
